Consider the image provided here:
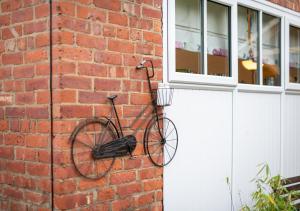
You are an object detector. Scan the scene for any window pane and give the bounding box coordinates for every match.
[207,1,230,77]
[238,6,259,84]
[175,0,202,74]
[262,13,281,86]
[289,25,300,83]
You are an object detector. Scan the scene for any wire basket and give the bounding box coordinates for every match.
[152,87,174,107]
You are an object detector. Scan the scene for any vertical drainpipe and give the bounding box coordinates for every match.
[49,0,54,210]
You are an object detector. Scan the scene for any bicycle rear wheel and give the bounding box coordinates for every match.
[144,116,178,167]
[70,118,118,180]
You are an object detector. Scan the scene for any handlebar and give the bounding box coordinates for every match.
[136,60,155,78]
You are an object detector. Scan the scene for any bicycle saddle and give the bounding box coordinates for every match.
[107,95,117,100]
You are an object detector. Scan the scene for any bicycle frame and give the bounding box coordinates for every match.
[107,60,163,139]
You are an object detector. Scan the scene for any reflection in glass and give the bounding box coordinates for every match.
[207,1,230,77]
[289,26,300,83]
[238,6,259,84]
[262,13,281,86]
[175,0,202,74]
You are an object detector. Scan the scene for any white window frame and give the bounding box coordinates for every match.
[164,0,300,92]
[167,0,238,87]
[285,17,300,91]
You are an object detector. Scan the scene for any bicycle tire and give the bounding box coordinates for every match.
[70,118,119,180]
[144,116,178,167]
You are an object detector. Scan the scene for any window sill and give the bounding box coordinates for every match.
[237,84,283,94]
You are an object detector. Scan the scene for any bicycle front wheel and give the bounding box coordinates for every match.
[70,118,118,180]
[145,116,178,167]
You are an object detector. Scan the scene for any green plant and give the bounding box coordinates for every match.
[241,164,299,211]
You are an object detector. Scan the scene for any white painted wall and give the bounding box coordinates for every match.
[164,90,300,210]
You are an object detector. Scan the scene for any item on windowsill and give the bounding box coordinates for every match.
[175,41,184,49]
[212,48,228,57]
[263,63,279,77]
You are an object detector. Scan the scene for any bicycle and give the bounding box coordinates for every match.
[70,60,178,180]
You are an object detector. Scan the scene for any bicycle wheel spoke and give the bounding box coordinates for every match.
[165,127,175,139]
[164,120,170,137]
[166,138,177,142]
[165,145,172,161]
[75,139,93,149]
[165,142,176,150]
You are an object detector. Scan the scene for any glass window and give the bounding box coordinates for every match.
[262,13,281,86]
[238,6,259,84]
[289,25,300,83]
[175,0,202,74]
[207,1,231,77]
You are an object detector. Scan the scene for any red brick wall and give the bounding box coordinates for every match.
[51,0,163,210]
[268,0,300,12]
[0,0,51,210]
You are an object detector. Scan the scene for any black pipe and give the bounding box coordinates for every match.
[49,0,54,210]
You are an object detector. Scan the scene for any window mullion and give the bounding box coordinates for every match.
[203,0,208,75]
[259,10,263,85]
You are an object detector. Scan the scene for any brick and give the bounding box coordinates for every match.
[98,188,114,201]
[131,93,151,105]
[13,65,34,79]
[35,3,49,18]
[103,25,116,37]
[60,105,92,118]
[53,2,75,16]
[17,38,27,51]
[25,134,48,148]
[4,80,24,92]
[15,148,36,161]
[4,133,25,145]
[26,78,48,91]
[2,52,23,65]
[25,49,48,63]
[94,79,121,91]
[53,16,91,34]
[26,107,49,119]
[15,92,35,104]
[0,147,13,159]
[60,76,91,90]
[6,107,25,118]
[108,39,134,53]
[130,17,153,30]
[36,33,49,47]
[54,47,92,61]
[0,15,10,26]
[53,90,76,103]
[112,199,133,211]
[0,120,8,131]
[36,63,50,76]
[37,150,50,163]
[3,187,23,200]
[0,67,11,79]
[54,194,90,210]
[24,20,47,35]
[136,43,154,55]
[0,94,12,106]
[12,8,33,23]
[78,179,106,191]
[27,163,49,176]
[123,80,142,92]
[143,179,162,191]
[124,158,142,169]
[24,191,48,205]
[76,33,105,50]
[109,12,128,26]
[142,7,161,19]
[136,193,154,207]
[79,91,106,104]
[94,0,121,11]
[54,180,76,194]
[78,63,107,77]
[6,161,25,173]
[53,121,76,134]
[36,91,50,104]
[77,5,106,22]
[52,61,75,75]
[37,121,50,133]
[94,51,122,65]
[110,171,136,185]
[139,168,162,179]
[117,28,129,39]
[143,31,161,44]
[53,31,74,45]
[1,0,22,12]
